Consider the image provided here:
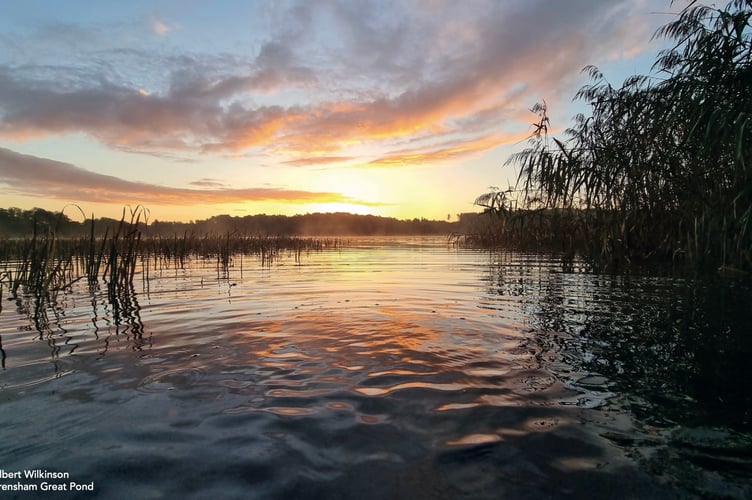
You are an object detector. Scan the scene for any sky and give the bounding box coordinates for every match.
[0,0,683,223]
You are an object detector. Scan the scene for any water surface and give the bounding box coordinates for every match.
[1,237,750,498]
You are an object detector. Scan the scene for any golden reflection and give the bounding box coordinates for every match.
[354,382,467,397]
[244,311,449,368]
[465,367,512,377]
[473,394,526,407]
[262,407,315,416]
[434,402,480,411]
[495,428,529,440]
[333,363,366,371]
[368,369,439,377]
[267,388,334,398]
[263,350,315,360]
[326,401,353,411]
[358,415,385,424]
[232,308,497,412]
[445,434,502,446]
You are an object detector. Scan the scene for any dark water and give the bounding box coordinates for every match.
[1,237,750,499]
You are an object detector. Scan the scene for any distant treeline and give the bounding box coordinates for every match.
[0,207,466,237]
[150,212,458,236]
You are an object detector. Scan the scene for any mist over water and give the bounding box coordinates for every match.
[1,237,750,499]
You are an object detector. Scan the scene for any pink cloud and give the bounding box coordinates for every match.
[366,131,532,168]
[0,147,376,205]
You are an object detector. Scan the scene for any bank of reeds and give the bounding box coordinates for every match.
[452,212,575,253]
[142,232,343,268]
[471,1,751,273]
[0,205,345,300]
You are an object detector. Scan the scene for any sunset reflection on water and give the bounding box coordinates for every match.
[1,236,750,498]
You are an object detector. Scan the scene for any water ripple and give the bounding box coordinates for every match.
[1,238,749,498]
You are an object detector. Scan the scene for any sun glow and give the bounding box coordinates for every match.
[305,202,377,215]
[0,0,677,226]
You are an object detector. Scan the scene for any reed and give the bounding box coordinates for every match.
[0,206,347,301]
[476,0,751,272]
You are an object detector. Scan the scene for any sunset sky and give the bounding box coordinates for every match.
[0,0,682,222]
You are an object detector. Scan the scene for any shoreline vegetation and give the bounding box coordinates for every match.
[469,0,751,274]
[0,205,466,301]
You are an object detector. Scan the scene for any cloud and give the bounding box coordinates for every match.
[0,67,312,151]
[150,16,178,36]
[189,178,227,187]
[0,147,374,205]
[283,156,355,167]
[366,131,532,167]
[0,1,671,163]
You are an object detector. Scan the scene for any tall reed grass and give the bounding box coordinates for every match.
[0,205,345,301]
[474,0,751,272]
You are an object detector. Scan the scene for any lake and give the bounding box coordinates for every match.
[1,236,750,499]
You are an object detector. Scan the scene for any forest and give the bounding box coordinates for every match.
[0,206,458,238]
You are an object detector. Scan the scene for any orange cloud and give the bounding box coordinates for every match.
[151,19,174,36]
[366,131,531,168]
[0,0,668,165]
[0,147,375,206]
[280,81,500,152]
[283,156,355,167]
